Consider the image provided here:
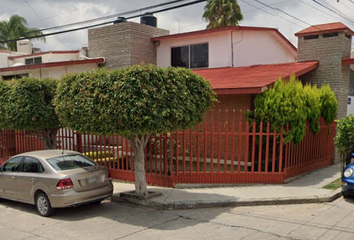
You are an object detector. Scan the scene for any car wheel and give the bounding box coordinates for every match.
[342,191,349,199]
[92,199,103,205]
[36,193,55,217]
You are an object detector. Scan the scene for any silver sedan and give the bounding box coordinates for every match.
[0,150,113,217]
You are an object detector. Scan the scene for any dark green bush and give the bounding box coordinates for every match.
[253,76,336,144]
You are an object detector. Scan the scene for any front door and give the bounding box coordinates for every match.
[16,157,43,203]
[0,156,23,200]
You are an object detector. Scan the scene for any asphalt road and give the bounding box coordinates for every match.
[1,197,354,240]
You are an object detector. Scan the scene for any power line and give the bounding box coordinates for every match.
[321,0,354,22]
[25,0,72,50]
[311,0,354,25]
[240,0,305,28]
[26,0,197,34]
[0,0,47,20]
[28,0,110,27]
[242,0,292,14]
[0,0,207,44]
[252,0,312,27]
[298,0,341,21]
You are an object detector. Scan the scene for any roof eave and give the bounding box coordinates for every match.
[0,58,105,73]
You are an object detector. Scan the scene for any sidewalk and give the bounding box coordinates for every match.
[111,164,342,209]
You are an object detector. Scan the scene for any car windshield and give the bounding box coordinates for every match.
[46,154,96,171]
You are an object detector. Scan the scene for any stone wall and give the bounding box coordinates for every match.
[88,22,169,69]
[297,32,351,120]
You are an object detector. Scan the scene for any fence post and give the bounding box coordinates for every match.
[76,132,82,153]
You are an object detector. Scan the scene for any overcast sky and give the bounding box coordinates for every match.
[0,0,353,52]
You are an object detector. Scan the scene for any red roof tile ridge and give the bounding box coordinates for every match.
[193,61,318,73]
[295,22,354,36]
[151,25,280,40]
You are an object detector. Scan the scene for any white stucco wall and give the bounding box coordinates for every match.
[156,29,296,69]
[0,63,98,80]
[40,63,98,79]
[0,51,22,68]
[42,52,79,63]
[232,31,296,67]
[0,53,9,68]
[9,52,80,66]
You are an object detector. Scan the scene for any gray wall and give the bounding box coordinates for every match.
[297,32,351,120]
[88,22,169,69]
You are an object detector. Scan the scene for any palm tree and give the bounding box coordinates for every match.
[203,0,243,29]
[0,15,45,51]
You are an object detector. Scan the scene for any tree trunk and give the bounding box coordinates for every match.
[128,135,150,196]
[42,129,58,150]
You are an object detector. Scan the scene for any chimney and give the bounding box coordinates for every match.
[16,39,33,54]
[88,21,169,69]
[295,22,353,120]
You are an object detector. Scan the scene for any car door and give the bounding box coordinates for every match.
[0,156,23,200]
[16,156,44,203]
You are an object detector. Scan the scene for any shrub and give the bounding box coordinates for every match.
[334,115,354,167]
[253,76,337,144]
[253,76,307,144]
[319,84,337,125]
[0,77,59,149]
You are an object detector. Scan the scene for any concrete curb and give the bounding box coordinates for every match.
[111,189,343,210]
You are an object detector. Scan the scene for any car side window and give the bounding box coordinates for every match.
[22,157,44,173]
[2,157,23,172]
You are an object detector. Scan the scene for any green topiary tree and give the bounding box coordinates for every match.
[253,76,336,145]
[334,115,354,171]
[0,77,59,149]
[55,64,216,196]
[303,84,321,134]
[319,84,337,125]
[253,76,307,144]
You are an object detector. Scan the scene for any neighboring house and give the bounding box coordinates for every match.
[0,39,104,81]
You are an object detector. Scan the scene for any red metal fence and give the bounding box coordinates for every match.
[0,110,336,187]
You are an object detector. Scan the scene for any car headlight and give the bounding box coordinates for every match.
[344,168,354,178]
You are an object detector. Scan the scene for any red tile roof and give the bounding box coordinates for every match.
[193,61,318,95]
[152,26,297,53]
[295,22,354,36]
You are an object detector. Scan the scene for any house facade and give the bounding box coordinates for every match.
[1,19,352,186]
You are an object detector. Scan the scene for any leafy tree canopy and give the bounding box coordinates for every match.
[0,78,59,149]
[55,64,217,137]
[3,77,59,131]
[55,64,216,196]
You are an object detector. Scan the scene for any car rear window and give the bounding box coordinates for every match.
[46,154,96,171]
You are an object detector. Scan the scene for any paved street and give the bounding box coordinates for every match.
[0,197,354,240]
